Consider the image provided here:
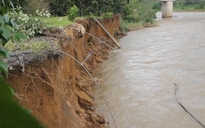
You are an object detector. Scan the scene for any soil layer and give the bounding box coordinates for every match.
[7,15,122,128]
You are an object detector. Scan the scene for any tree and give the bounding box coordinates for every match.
[112,0,128,14]
[50,0,73,16]
[122,0,157,23]
[10,0,50,15]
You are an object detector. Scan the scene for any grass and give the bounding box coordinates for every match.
[174,5,205,12]
[124,21,144,30]
[4,38,59,52]
[75,15,104,20]
[5,14,113,52]
[5,41,50,52]
[6,14,107,52]
[38,15,105,28]
[39,16,73,27]
[39,16,102,28]
[38,12,114,27]
[75,13,114,20]
[120,20,158,32]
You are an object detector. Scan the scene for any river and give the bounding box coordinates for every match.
[93,12,205,128]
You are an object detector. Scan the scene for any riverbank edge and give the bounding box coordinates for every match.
[6,15,123,128]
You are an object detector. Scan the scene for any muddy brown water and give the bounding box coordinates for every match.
[93,12,205,128]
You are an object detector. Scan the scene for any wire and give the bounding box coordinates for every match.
[85,32,116,50]
[174,83,205,128]
[71,27,116,50]
[76,0,119,127]
[59,50,118,128]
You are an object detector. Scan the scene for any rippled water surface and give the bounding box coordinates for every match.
[94,12,205,128]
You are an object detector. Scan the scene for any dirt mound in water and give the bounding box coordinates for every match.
[6,15,122,128]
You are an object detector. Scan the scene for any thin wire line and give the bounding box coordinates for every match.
[174,83,205,128]
[59,50,118,128]
[71,27,116,50]
[85,32,116,50]
[76,1,118,127]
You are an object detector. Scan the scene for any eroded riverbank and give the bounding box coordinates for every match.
[7,16,122,128]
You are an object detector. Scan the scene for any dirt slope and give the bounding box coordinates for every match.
[6,15,122,128]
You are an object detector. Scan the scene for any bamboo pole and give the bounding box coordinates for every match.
[89,12,121,48]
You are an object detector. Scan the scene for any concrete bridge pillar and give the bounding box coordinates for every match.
[161,0,174,18]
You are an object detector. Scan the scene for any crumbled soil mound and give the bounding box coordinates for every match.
[6,15,123,128]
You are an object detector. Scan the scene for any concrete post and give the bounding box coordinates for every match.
[162,0,174,18]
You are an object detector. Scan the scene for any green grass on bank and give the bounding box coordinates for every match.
[4,39,59,52]
[121,21,144,32]
[4,14,113,52]
[75,12,113,20]
[120,20,158,32]
[75,15,103,20]
[174,5,205,12]
[4,14,158,52]
[38,14,112,27]
[36,14,158,33]
[38,13,113,27]
[39,16,102,27]
[39,15,157,32]
[39,16,73,27]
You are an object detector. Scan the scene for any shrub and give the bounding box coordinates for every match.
[0,1,27,79]
[152,2,161,11]
[103,12,113,18]
[50,0,72,16]
[11,0,50,15]
[9,7,50,37]
[67,5,79,21]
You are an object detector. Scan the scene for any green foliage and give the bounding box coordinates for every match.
[39,16,72,27]
[0,2,46,128]
[85,0,113,16]
[38,16,73,28]
[195,2,205,9]
[10,0,50,15]
[50,0,73,16]
[0,1,27,79]
[67,5,79,21]
[0,79,45,128]
[112,0,128,15]
[174,0,205,11]
[50,0,114,16]
[103,12,113,18]
[0,0,12,15]
[152,2,161,11]
[0,48,10,78]
[4,40,52,52]
[123,0,156,23]
[9,7,50,37]
[0,14,27,45]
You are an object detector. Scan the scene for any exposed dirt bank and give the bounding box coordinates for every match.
[6,15,123,128]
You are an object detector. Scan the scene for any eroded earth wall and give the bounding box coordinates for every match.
[7,15,122,128]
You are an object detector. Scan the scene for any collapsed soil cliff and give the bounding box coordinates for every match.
[6,15,122,128]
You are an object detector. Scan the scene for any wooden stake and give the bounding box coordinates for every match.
[89,12,121,48]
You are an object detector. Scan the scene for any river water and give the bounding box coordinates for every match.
[93,12,205,128]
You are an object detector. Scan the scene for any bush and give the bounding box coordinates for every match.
[152,2,161,11]
[195,4,204,9]
[67,5,79,21]
[103,12,113,18]
[50,0,72,16]
[9,7,50,37]
[11,0,50,15]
